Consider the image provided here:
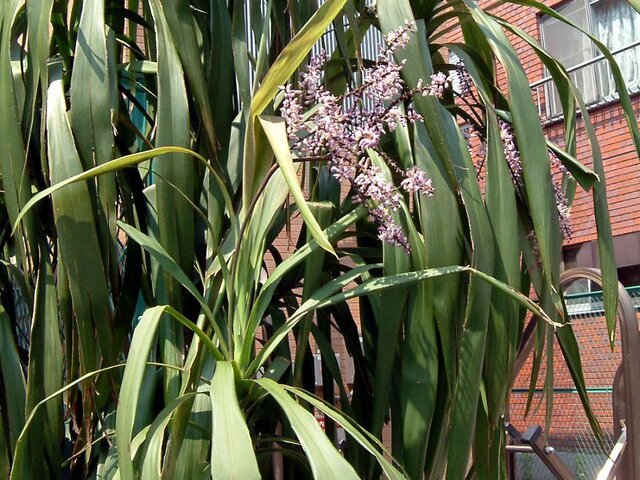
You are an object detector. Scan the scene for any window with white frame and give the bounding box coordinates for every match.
[539,0,640,117]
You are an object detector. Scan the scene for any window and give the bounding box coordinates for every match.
[539,0,640,117]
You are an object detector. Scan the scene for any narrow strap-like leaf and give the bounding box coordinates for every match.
[116,306,165,480]
[250,0,349,117]
[259,115,336,255]
[210,362,260,479]
[256,378,359,479]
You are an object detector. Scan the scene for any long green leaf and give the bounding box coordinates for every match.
[256,378,359,479]
[280,385,409,480]
[259,116,335,255]
[0,0,37,270]
[380,10,467,412]
[240,206,367,368]
[295,202,334,388]
[206,0,235,153]
[172,384,212,480]
[250,264,558,376]
[369,149,436,476]
[139,394,201,480]
[231,0,251,107]
[116,306,165,480]
[494,19,616,435]
[461,0,562,298]
[0,306,25,456]
[159,1,219,164]
[118,221,229,358]
[148,0,196,313]
[24,0,53,131]
[114,306,214,479]
[495,13,618,345]
[70,0,118,287]
[209,362,260,479]
[484,108,520,408]
[46,64,117,377]
[70,0,113,169]
[15,146,232,232]
[11,363,127,480]
[24,255,63,479]
[444,114,495,480]
[250,0,348,117]
[248,263,384,375]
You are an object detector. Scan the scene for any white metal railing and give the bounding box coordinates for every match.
[530,39,640,119]
[596,427,627,480]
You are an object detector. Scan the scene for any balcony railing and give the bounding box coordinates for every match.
[530,39,640,121]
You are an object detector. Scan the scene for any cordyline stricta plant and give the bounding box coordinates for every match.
[0,0,637,478]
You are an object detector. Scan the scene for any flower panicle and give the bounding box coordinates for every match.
[416,72,452,99]
[280,22,449,252]
[499,121,573,240]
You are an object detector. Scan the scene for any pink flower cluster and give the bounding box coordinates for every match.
[280,22,445,252]
[499,121,573,239]
[549,150,573,239]
[417,73,450,98]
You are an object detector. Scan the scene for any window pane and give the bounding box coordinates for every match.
[541,0,598,115]
[592,0,640,97]
[542,0,591,68]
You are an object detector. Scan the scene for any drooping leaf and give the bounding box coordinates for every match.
[256,378,359,479]
[259,116,335,255]
[280,385,409,480]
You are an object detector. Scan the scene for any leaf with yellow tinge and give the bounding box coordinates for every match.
[259,115,336,256]
[250,0,348,117]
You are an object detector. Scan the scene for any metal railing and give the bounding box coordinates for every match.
[530,40,640,120]
[565,285,640,316]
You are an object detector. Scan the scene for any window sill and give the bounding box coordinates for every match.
[539,86,640,128]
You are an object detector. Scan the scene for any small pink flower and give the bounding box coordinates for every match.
[401,167,435,195]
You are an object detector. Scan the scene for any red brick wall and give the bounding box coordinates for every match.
[509,314,622,447]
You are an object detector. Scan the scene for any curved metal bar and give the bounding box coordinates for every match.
[596,428,627,480]
[508,268,640,479]
[559,268,640,480]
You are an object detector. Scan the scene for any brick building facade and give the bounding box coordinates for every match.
[477,0,640,276]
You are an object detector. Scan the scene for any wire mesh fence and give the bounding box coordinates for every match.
[508,283,639,479]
